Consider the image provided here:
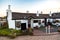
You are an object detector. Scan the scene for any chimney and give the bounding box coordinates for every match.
[49,11,52,16]
[8,5,11,10]
[36,11,39,16]
[6,5,12,20]
[41,11,43,14]
[37,11,39,13]
[26,10,29,13]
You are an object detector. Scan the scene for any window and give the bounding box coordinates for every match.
[38,20,41,24]
[33,20,38,23]
[15,21,21,28]
[42,20,45,23]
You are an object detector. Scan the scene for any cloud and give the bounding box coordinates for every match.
[0,0,60,17]
[12,0,60,14]
[28,0,60,13]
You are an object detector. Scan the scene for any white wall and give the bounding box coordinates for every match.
[31,19,44,28]
[20,20,28,23]
[7,6,16,29]
[7,8,28,29]
[16,20,28,29]
[7,10,12,20]
[47,18,53,22]
[8,20,15,29]
[7,12,16,29]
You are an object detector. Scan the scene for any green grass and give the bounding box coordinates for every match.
[0,28,33,38]
[0,28,23,38]
[0,29,11,36]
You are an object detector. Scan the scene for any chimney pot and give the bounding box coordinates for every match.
[41,11,43,14]
[36,11,39,16]
[49,11,52,16]
[26,10,29,13]
[8,5,10,10]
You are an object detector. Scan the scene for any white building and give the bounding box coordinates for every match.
[7,5,60,30]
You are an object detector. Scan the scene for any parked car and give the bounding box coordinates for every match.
[33,23,45,28]
[52,23,60,27]
[33,23,40,27]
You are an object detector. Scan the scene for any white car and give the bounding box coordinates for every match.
[52,23,60,27]
[33,23,45,27]
[33,23,40,27]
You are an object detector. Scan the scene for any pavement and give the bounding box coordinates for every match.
[0,34,60,40]
[0,29,60,40]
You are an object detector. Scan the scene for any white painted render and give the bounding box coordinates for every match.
[8,20,15,29]
[7,5,29,29]
[47,18,53,22]
[7,10,12,20]
[36,11,39,16]
[15,20,28,29]
[31,19,45,28]
[7,11,16,29]
[7,5,16,29]
[7,9,28,29]
[7,5,60,29]
[31,19,53,28]
[21,20,28,29]
[31,19,33,28]
[7,16,16,29]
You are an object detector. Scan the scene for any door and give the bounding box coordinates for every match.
[21,23,26,30]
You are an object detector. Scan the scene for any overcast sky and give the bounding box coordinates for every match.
[0,0,60,17]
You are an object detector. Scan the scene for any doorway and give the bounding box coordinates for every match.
[21,23,26,30]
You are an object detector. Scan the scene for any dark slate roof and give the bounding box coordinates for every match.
[12,12,60,20]
[52,12,60,18]
[12,12,50,20]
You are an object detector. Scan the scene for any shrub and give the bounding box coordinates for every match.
[8,29,22,38]
[27,28,33,35]
[15,30,22,36]
[19,28,33,36]
[0,28,33,38]
[9,33,16,39]
[0,22,8,29]
[0,29,11,36]
[10,29,22,36]
[0,28,22,38]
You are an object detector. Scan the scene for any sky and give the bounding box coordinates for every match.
[0,0,60,17]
